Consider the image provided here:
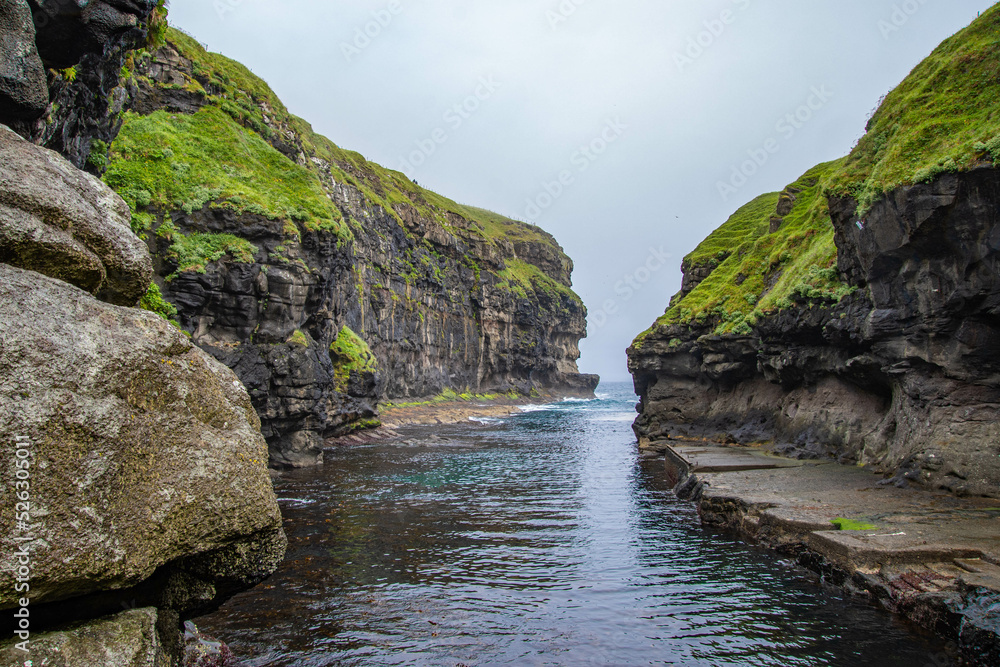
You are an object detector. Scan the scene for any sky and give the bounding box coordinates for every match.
[166,0,995,381]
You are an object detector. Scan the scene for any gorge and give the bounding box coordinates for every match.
[3,1,1000,665]
[0,1,593,663]
[628,7,1000,663]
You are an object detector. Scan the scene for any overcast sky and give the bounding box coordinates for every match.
[167,0,994,382]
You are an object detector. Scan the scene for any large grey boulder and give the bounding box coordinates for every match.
[0,122,152,304]
[0,263,285,619]
[0,0,48,120]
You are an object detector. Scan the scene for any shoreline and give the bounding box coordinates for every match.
[327,392,591,445]
[651,439,1000,666]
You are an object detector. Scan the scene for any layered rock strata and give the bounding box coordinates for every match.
[108,31,597,467]
[630,168,1000,498]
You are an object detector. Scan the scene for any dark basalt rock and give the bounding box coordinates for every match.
[26,0,157,69]
[630,168,1000,497]
[125,42,597,467]
[0,0,48,120]
[0,0,159,171]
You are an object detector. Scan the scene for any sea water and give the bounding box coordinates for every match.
[197,382,953,666]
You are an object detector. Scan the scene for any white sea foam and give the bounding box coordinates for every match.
[518,403,557,413]
[469,416,502,425]
[276,497,317,506]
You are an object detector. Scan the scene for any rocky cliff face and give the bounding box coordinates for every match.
[105,30,597,467]
[629,9,1000,499]
[630,167,1000,498]
[6,0,164,171]
[0,3,285,663]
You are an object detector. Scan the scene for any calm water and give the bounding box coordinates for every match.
[198,382,953,666]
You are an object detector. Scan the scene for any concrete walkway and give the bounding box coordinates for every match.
[656,440,1000,666]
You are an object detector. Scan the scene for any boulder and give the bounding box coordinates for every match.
[0,123,152,305]
[0,0,48,120]
[0,263,285,623]
[0,607,176,666]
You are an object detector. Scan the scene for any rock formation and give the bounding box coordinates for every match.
[0,2,285,664]
[103,28,598,467]
[629,9,1000,498]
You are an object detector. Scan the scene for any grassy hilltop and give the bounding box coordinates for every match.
[636,4,1000,347]
[104,27,581,308]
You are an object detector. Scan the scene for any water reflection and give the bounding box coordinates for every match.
[197,385,953,666]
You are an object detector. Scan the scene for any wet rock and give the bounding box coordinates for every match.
[183,620,241,667]
[630,168,1000,496]
[0,123,152,304]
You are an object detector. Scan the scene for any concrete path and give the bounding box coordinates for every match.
[658,440,1000,665]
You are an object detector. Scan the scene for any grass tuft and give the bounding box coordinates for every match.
[166,231,258,279]
[830,518,877,531]
[635,160,853,346]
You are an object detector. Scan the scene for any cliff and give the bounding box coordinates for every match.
[629,7,1000,498]
[104,28,597,467]
[0,2,284,664]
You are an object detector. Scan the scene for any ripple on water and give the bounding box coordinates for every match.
[196,383,956,667]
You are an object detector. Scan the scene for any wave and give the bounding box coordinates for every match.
[517,403,557,413]
[468,416,502,424]
[276,497,317,506]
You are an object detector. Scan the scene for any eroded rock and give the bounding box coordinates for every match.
[629,168,1000,497]
[0,607,176,667]
[0,123,152,304]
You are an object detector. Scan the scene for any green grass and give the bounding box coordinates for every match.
[635,8,1000,349]
[150,27,577,272]
[634,160,854,347]
[830,5,1000,213]
[166,231,258,279]
[108,25,585,309]
[105,107,347,236]
[330,326,378,391]
[683,192,779,272]
[164,28,289,140]
[139,282,177,320]
[830,518,877,531]
[499,259,582,307]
